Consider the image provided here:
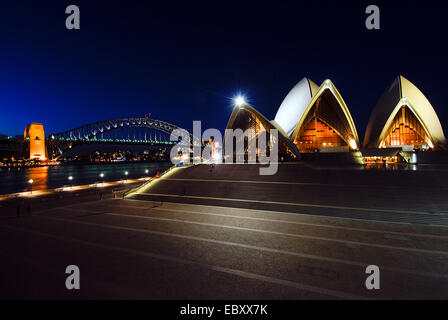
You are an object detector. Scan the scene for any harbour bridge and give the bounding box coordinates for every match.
[46,117,197,158]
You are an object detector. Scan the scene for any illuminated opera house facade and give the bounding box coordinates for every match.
[225,75,446,163]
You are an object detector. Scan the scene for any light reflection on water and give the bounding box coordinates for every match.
[364,163,418,171]
[0,162,172,195]
[28,166,49,191]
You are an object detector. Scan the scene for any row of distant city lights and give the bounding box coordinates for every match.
[27,169,151,186]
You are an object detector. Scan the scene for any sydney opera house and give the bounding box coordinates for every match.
[225,75,447,164]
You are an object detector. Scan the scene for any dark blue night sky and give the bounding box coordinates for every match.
[1,1,447,139]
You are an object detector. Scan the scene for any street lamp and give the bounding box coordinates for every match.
[100,173,104,185]
[28,179,34,194]
[68,176,73,189]
[124,171,128,182]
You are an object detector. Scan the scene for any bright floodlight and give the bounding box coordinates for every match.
[28,179,34,184]
[100,173,104,178]
[233,96,246,107]
[349,139,357,150]
[68,176,73,181]
[125,171,128,176]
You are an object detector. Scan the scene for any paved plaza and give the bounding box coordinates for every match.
[1,163,448,299]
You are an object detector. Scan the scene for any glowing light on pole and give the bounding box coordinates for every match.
[100,173,104,185]
[68,176,73,189]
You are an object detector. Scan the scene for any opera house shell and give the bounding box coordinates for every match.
[363,75,446,150]
[225,102,301,159]
[273,78,319,137]
[288,79,359,153]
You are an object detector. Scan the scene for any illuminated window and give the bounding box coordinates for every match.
[295,117,346,153]
[380,106,432,149]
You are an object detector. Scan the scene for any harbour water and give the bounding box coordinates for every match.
[0,162,172,195]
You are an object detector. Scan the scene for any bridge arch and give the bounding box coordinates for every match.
[47,117,196,158]
[49,117,192,142]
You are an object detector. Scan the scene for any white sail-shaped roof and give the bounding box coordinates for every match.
[274,78,319,137]
[363,75,446,148]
